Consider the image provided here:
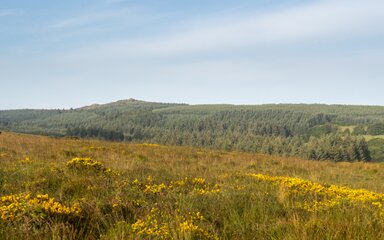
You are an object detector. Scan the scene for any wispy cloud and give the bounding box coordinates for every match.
[101,0,126,5]
[0,9,23,17]
[1,0,384,108]
[59,0,384,61]
[48,8,135,30]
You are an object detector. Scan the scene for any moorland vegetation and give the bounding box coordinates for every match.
[0,132,383,239]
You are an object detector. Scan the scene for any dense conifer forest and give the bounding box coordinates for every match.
[1,99,384,162]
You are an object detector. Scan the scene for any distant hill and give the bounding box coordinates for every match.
[1,99,384,162]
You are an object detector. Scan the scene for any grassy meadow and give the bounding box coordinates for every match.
[0,132,384,239]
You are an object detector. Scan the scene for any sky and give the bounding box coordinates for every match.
[1,0,384,109]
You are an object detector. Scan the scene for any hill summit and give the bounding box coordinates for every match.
[1,100,384,162]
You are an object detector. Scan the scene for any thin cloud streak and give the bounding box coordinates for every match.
[60,0,384,61]
[48,8,135,30]
[1,0,383,109]
[1,49,384,109]
[0,9,23,17]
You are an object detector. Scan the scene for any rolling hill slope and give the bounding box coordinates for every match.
[0,132,383,239]
[1,99,384,162]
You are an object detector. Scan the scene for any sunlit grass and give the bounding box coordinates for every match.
[338,125,357,133]
[363,135,384,141]
[0,132,383,239]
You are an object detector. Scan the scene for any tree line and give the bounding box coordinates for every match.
[2,101,383,162]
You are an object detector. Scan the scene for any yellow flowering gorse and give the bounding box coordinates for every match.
[66,157,104,170]
[131,208,218,240]
[136,143,162,147]
[248,173,384,215]
[66,157,115,175]
[0,193,82,222]
[20,156,32,164]
[127,177,220,195]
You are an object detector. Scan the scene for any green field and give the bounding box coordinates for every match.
[0,132,383,239]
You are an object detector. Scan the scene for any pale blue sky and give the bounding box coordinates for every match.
[1,0,384,109]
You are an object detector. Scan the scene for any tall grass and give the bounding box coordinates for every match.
[0,132,383,239]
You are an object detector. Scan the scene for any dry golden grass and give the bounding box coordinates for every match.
[0,132,383,239]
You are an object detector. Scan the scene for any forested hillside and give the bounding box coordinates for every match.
[1,99,384,162]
